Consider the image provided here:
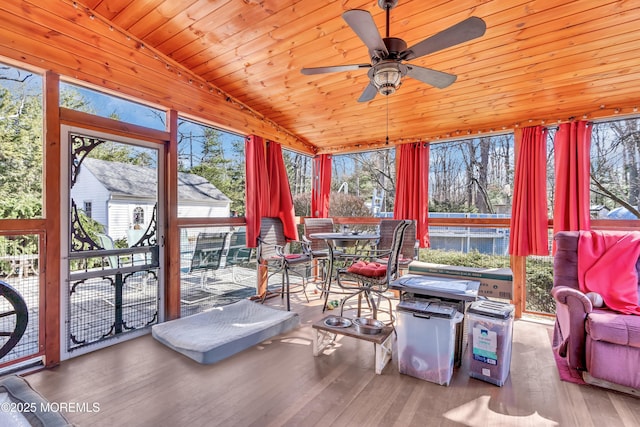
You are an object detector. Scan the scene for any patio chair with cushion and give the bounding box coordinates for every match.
[257,217,312,311]
[302,218,336,288]
[336,219,412,324]
[372,219,418,270]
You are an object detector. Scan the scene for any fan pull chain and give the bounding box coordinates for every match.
[386,96,389,144]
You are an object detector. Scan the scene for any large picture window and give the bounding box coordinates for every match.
[0,63,43,220]
[331,149,396,217]
[60,82,166,131]
[590,118,640,219]
[176,118,245,218]
[429,134,514,216]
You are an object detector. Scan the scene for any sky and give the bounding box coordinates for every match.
[61,81,245,166]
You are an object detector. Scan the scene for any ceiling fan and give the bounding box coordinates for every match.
[301,0,486,102]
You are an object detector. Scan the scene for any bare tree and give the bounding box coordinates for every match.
[591,119,640,217]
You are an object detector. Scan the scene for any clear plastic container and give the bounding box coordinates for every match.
[467,300,514,386]
[396,301,463,386]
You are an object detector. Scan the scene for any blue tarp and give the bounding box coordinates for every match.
[606,206,639,220]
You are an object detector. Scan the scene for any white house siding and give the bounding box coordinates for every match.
[177,203,229,218]
[108,200,157,242]
[111,201,230,242]
[70,167,110,227]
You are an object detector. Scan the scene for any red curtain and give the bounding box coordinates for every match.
[394,142,430,248]
[311,154,332,217]
[509,126,549,256]
[245,137,299,246]
[266,140,299,241]
[553,121,591,240]
[245,135,269,247]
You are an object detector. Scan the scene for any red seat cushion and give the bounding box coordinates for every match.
[348,261,387,278]
[347,260,367,274]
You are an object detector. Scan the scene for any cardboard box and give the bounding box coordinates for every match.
[407,261,513,300]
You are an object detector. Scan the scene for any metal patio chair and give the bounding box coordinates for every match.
[257,217,312,311]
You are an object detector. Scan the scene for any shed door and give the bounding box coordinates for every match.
[61,126,164,359]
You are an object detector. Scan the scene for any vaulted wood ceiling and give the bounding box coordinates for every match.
[3,1,640,155]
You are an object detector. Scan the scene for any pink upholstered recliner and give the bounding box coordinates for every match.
[551,231,640,395]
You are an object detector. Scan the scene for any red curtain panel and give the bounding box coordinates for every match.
[266,140,299,241]
[245,135,269,247]
[394,142,430,248]
[311,154,332,218]
[509,126,549,256]
[553,121,592,241]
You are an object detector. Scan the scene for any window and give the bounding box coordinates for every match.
[176,117,245,218]
[331,149,395,217]
[429,134,514,216]
[283,149,312,217]
[0,63,43,219]
[133,207,144,226]
[59,82,166,131]
[83,201,92,218]
[590,118,640,219]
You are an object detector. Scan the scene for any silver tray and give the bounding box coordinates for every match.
[324,316,352,328]
[353,318,384,335]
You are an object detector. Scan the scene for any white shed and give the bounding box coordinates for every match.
[72,158,231,241]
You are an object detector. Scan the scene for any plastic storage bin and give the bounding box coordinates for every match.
[396,299,463,386]
[467,300,515,386]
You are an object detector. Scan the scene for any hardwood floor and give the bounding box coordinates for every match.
[25,295,640,426]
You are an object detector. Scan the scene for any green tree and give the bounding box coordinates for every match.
[0,74,43,219]
[88,140,155,166]
[225,137,247,214]
[180,125,246,214]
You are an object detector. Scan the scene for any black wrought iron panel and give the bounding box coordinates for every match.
[68,270,158,351]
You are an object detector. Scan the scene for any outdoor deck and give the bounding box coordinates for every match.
[0,263,260,362]
[23,293,640,426]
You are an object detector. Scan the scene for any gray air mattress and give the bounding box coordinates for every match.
[152,299,300,364]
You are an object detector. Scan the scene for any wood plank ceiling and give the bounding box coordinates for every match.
[17,1,640,154]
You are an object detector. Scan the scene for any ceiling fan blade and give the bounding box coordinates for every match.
[301,64,370,75]
[401,17,486,61]
[343,10,389,58]
[406,65,457,89]
[357,83,378,102]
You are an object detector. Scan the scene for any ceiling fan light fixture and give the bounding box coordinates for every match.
[372,64,402,96]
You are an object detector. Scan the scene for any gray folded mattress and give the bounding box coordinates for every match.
[152,299,300,364]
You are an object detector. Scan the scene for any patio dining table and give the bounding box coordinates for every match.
[308,232,379,312]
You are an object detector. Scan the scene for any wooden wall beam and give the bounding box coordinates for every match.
[43,71,62,367]
[165,110,180,320]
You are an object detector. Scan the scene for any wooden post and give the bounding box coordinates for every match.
[43,71,61,367]
[165,110,181,320]
[257,262,268,297]
[510,255,526,319]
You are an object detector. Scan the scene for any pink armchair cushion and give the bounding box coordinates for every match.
[586,310,640,348]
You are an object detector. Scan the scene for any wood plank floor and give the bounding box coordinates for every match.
[25,294,640,426]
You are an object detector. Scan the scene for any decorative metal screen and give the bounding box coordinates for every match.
[66,133,160,353]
